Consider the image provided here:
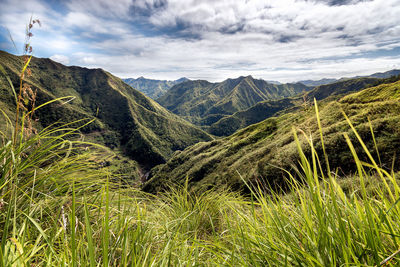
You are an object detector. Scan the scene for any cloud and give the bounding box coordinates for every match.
[314,0,372,6]
[0,0,399,82]
[50,54,70,64]
[66,0,133,19]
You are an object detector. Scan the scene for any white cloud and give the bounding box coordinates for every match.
[1,0,399,82]
[0,0,48,44]
[50,54,70,64]
[66,0,133,19]
[64,12,131,36]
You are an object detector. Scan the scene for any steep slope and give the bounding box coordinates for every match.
[157,76,310,125]
[208,77,386,136]
[123,77,189,99]
[0,51,211,167]
[208,97,300,136]
[144,80,400,193]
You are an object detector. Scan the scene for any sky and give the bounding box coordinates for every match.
[0,0,399,83]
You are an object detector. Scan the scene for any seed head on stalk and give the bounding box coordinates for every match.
[13,17,41,145]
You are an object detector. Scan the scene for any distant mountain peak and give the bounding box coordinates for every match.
[123,76,190,99]
[175,77,190,83]
[224,75,281,85]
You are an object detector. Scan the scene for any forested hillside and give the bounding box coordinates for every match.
[0,51,211,168]
[157,75,310,125]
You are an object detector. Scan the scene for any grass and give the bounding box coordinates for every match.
[2,79,400,265]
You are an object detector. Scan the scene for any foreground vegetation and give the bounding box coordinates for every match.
[1,94,400,265]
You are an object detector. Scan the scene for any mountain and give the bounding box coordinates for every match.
[299,69,400,87]
[266,80,282,85]
[298,78,338,87]
[123,77,189,99]
[0,51,211,168]
[157,75,310,125]
[368,69,400,79]
[208,76,388,136]
[143,79,400,193]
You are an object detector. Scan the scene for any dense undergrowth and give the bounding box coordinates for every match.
[1,21,400,266]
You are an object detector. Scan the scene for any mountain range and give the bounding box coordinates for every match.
[123,77,189,99]
[298,69,400,87]
[157,75,310,126]
[2,50,400,193]
[0,51,211,170]
[207,77,390,136]
[144,78,400,193]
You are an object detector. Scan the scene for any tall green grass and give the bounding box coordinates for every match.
[1,89,400,265]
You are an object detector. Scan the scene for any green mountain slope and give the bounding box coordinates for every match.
[144,80,400,192]
[157,75,310,125]
[299,69,400,86]
[0,51,211,167]
[208,77,386,136]
[123,77,189,99]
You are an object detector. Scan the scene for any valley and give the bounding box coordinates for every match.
[1,49,399,190]
[0,51,211,172]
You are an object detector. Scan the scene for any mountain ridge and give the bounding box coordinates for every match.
[207,76,389,136]
[123,77,189,99]
[0,50,211,169]
[144,79,400,193]
[298,69,400,87]
[157,75,310,125]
